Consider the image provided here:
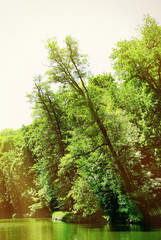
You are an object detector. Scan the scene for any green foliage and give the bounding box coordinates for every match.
[69,176,101,217]
[46,36,89,87]
[0,129,38,217]
[111,14,161,94]
[1,15,161,226]
[110,14,161,225]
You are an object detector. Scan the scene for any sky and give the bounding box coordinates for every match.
[0,0,161,131]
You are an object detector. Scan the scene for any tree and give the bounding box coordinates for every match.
[111,14,161,94]
[110,14,161,226]
[26,77,73,213]
[45,37,144,223]
[0,129,39,217]
[25,18,161,225]
[27,76,66,157]
[46,36,132,185]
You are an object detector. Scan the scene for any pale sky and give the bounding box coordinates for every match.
[1,0,161,131]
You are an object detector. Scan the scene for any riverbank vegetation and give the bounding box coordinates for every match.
[0,15,160,227]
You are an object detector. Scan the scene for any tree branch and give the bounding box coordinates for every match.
[74,143,107,158]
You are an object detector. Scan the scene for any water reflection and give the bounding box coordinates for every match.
[0,218,160,240]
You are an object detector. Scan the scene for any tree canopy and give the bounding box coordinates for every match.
[0,15,160,227]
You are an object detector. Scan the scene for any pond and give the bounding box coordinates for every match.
[0,218,161,240]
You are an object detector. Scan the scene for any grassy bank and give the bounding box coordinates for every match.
[52,211,107,224]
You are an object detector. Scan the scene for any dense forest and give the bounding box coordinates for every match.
[0,15,161,227]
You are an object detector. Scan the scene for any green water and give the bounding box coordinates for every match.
[0,218,161,240]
